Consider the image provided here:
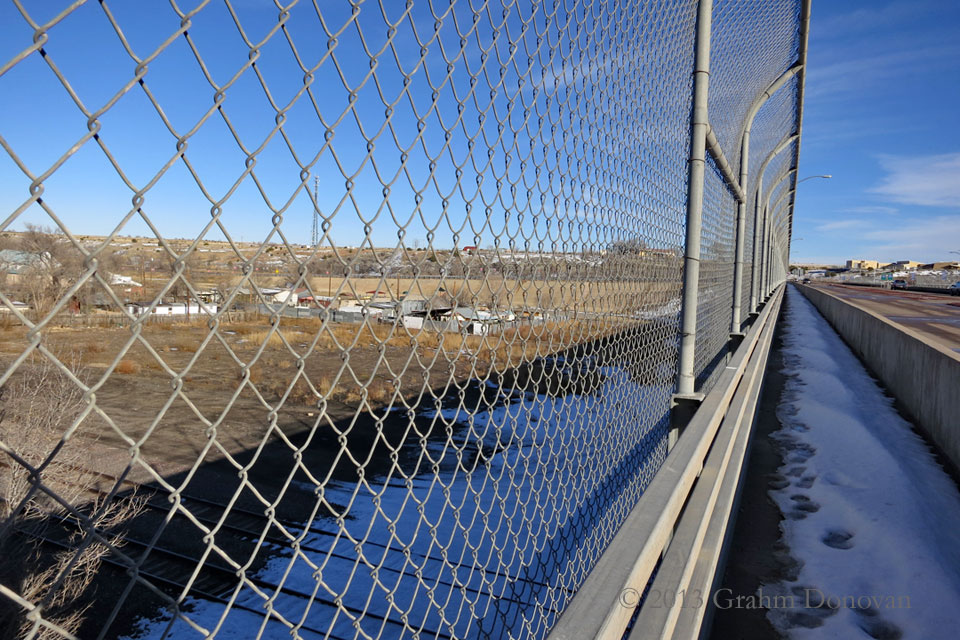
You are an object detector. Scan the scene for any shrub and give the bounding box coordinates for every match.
[0,354,145,638]
[366,379,395,405]
[115,359,140,374]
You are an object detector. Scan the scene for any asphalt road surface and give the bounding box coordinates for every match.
[812,283,960,354]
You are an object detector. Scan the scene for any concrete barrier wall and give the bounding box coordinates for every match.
[797,284,960,471]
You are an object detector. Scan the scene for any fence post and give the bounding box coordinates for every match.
[750,134,797,315]
[767,200,776,297]
[750,185,762,313]
[672,0,714,440]
[731,191,747,336]
[785,0,813,283]
[732,66,800,334]
[760,170,794,300]
[760,203,770,302]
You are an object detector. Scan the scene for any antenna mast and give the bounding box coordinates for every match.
[311,175,319,246]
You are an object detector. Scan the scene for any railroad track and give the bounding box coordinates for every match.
[68,465,562,599]
[18,466,549,638]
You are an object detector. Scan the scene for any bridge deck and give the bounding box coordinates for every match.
[813,284,960,354]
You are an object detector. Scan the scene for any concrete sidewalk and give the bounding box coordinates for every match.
[710,286,960,639]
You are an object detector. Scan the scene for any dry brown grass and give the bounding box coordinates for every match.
[115,359,140,374]
[329,324,359,345]
[243,329,314,350]
[366,378,395,404]
[298,275,665,313]
[145,318,209,330]
[0,313,22,330]
[166,338,200,353]
[287,378,317,406]
[0,353,146,638]
[140,358,164,372]
[317,374,333,397]
[413,331,442,349]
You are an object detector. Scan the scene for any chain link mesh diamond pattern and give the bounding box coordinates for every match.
[694,156,736,394]
[0,1,801,638]
[709,0,802,171]
[743,75,799,325]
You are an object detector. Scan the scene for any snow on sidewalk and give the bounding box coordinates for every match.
[764,287,960,639]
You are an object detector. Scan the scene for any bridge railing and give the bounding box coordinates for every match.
[0,1,803,638]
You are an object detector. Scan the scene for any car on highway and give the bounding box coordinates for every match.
[891,279,908,290]
[801,278,811,284]
[949,281,960,296]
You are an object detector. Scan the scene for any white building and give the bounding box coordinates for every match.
[126,302,218,316]
[110,274,142,287]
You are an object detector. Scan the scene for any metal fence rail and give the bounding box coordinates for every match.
[0,1,802,638]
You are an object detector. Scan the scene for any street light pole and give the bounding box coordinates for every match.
[796,174,832,183]
[763,172,833,299]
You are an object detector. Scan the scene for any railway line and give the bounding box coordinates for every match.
[16,465,553,638]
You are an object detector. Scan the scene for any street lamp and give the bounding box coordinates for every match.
[787,175,831,247]
[760,174,831,297]
[797,174,832,183]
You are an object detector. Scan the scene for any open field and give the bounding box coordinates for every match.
[0,313,647,483]
[1,229,686,492]
[0,304,679,638]
[0,228,681,631]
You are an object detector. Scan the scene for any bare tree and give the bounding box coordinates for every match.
[15,225,69,318]
[164,251,202,319]
[14,225,120,317]
[0,352,144,638]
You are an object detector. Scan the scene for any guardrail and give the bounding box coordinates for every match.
[824,281,959,295]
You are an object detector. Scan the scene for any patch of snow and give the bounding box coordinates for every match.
[764,287,960,639]
[123,362,672,639]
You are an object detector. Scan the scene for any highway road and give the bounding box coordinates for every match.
[812,283,960,354]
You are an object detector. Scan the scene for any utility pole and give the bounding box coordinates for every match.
[312,175,319,247]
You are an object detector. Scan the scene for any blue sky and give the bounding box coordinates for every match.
[2,0,678,255]
[793,0,960,265]
[0,1,956,264]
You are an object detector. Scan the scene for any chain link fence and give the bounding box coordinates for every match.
[0,1,801,638]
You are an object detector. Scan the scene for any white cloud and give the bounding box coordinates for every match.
[869,153,960,207]
[797,214,960,264]
[814,1,939,40]
[789,255,846,266]
[815,219,864,231]
[839,205,899,215]
[806,44,960,101]
[858,214,960,259]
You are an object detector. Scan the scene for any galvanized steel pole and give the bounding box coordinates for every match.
[759,202,769,300]
[732,174,748,333]
[769,198,791,292]
[763,182,794,297]
[750,134,797,312]
[733,66,801,331]
[675,0,713,400]
[786,0,813,254]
